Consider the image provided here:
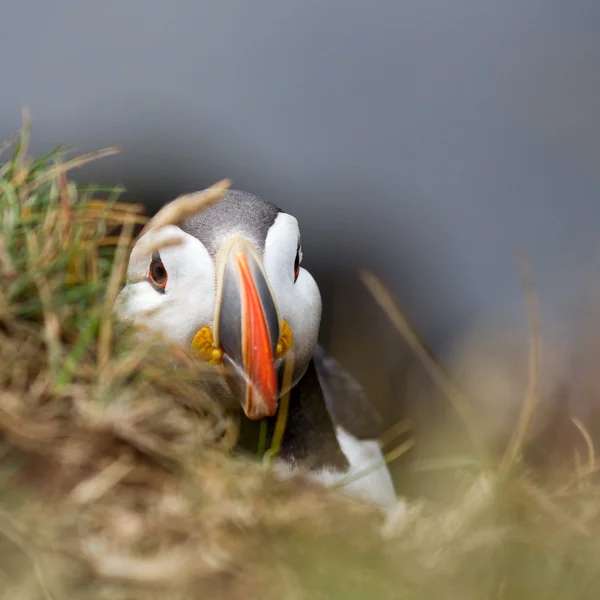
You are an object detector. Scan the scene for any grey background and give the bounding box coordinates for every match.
[3,1,600,464]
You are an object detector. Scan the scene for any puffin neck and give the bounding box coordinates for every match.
[236,358,350,472]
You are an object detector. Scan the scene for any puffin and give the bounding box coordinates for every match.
[115,189,397,509]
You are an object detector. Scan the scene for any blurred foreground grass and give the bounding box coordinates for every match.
[0,118,599,599]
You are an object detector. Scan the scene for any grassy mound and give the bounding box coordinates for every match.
[1,119,599,599]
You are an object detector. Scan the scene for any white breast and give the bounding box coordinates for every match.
[272,427,397,511]
[317,427,397,509]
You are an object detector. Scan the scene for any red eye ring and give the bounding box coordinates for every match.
[148,252,168,290]
[293,246,301,283]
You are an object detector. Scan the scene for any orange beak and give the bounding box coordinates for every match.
[214,237,281,420]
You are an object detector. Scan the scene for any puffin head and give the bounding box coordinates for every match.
[115,189,322,420]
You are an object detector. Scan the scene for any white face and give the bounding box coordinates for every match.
[115,224,216,347]
[115,213,322,387]
[263,212,322,383]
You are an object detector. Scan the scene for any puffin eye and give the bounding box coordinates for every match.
[293,245,301,283]
[148,252,168,291]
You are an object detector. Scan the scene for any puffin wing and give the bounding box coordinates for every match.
[310,345,397,508]
[311,344,384,440]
